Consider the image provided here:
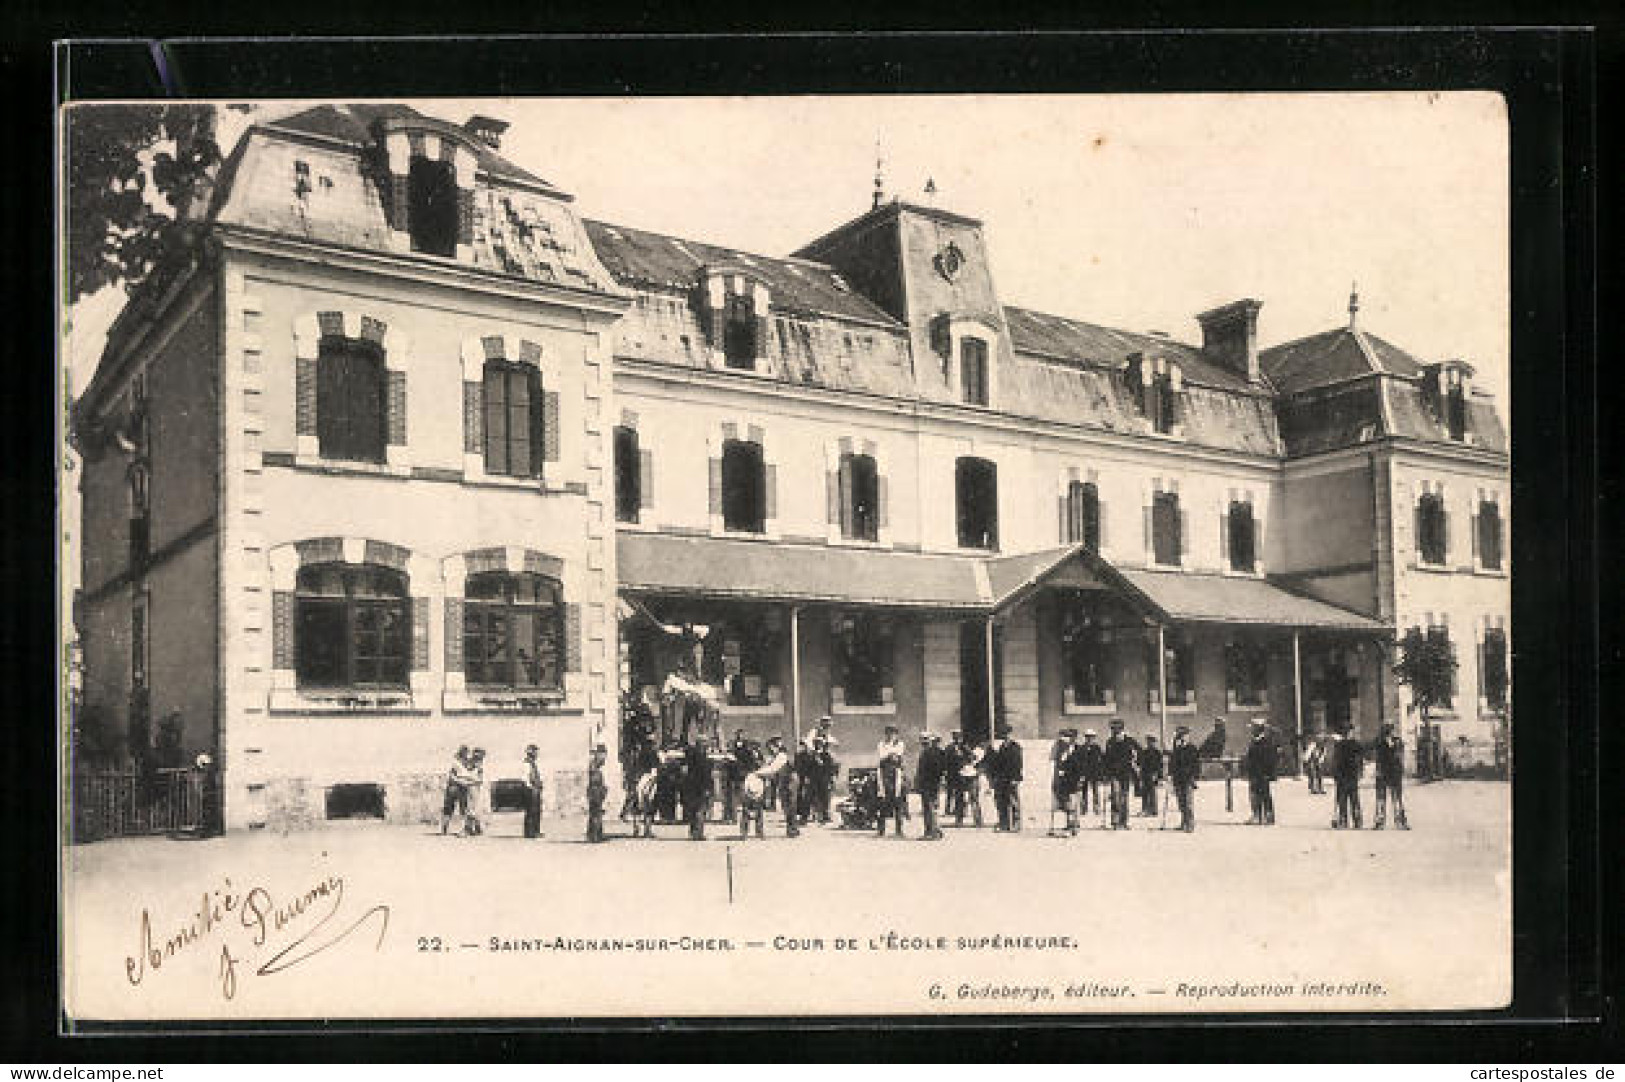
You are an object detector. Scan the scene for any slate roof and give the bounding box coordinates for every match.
[1259,326,1426,394]
[619,533,1386,630]
[617,533,988,610]
[1004,305,1257,393]
[267,104,559,191]
[584,219,901,326]
[1115,568,1384,630]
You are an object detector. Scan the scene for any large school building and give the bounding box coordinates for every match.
[71,104,1510,830]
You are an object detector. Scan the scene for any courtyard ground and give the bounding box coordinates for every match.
[63,777,1510,1022]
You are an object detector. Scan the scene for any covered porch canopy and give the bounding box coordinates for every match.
[617,533,1388,745]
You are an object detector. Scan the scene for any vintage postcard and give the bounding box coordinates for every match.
[59,93,1511,1022]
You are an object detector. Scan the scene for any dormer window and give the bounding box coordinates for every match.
[723,292,758,370]
[1445,383,1468,441]
[960,338,989,405]
[408,156,459,257]
[1423,362,1474,442]
[1128,353,1182,435]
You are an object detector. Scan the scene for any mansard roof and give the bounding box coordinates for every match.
[267,104,561,192]
[1003,305,1259,393]
[582,219,902,327]
[1259,325,1426,394]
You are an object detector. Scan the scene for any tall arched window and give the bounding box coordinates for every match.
[955,457,999,550]
[462,571,563,689]
[408,156,459,257]
[1066,480,1100,551]
[1228,501,1257,572]
[1417,492,1449,566]
[295,563,410,688]
[317,335,388,463]
[721,439,766,533]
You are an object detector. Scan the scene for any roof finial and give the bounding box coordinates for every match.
[872,132,886,211]
[923,176,938,207]
[1348,281,1360,330]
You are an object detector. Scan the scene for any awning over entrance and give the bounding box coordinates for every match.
[617,532,989,610]
[617,533,1387,632]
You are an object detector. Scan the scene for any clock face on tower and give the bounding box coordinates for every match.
[933,240,965,283]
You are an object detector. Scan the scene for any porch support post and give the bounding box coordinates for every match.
[1157,623,1169,751]
[985,616,997,734]
[1292,629,1305,774]
[789,604,802,748]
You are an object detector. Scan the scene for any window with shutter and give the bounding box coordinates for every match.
[723,293,757,370]
[482,360,543,478]
[462,571,563,690]
[317,336,387,463]
[1481,627,1508,711]
[1152,491,1182,566]
[1477,500,1503,570]
[721,439,766,533]
[295,563,410,689]
[407,156,459,257]
[844,452,879,542]
[955,457,999,550]
[1227,501,1256,572]
[613,426,641,523]
[960,338,989,405]
[1417,492,1448,565]
[1065,481,1100,551]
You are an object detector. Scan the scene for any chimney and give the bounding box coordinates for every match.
[1195,299,1264,384]
[463,114,509,150]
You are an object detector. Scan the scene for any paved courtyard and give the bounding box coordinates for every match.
[63,778,1510,1022]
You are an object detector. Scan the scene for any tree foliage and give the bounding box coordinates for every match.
[64,104,231,304]
[1391,627,1459,722]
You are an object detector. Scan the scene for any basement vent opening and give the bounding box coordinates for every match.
[489,778,531,813]
[325,783,387,820]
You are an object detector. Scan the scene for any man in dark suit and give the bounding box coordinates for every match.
[988,725,1023,832]
[1169,725,1200,832]
[1332,724,1366,829]
[1102,719,1139,829]
[915,732,947,840]
[1372,722,1409,830]
[1051,728,1084,835]
[681,735,713,840]
[1242,718,1277,825]
[1078,730,1104,818]
[1137,734,1164,817]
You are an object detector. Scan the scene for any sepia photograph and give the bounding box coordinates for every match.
[58,91,1513,1022]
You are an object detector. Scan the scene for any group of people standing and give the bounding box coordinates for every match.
[438,710,1414,843]
[1047,719,1199,833]
[1303,722,1411,830]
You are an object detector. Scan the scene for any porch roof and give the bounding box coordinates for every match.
[1113,567,1386,631]
[616,533,1387,631]
[616,532,989,610]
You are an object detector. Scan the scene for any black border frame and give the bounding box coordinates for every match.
[2,23,1610,1061]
